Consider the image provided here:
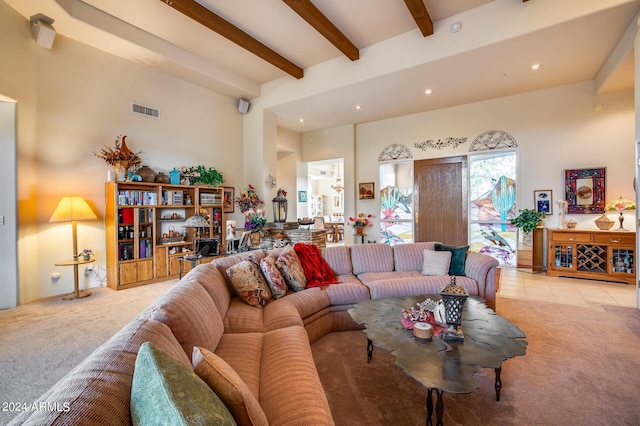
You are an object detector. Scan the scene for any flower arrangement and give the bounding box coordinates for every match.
[235,184,264,213]
[179,165,224,187]
[244,209,267,233]
[78,249,93,260]
[348,212,374,228]
[95,135,142,174]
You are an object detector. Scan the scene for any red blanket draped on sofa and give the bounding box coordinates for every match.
[294,243,340,288]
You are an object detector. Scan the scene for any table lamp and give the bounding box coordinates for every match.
[605,196,636,231]
[49,196,98,299]
[184,214,210,257]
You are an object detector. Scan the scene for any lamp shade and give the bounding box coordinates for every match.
[605,196,636,212]
[184,214,209,228]
[49,196,97,223]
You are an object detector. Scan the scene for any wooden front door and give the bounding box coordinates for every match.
[414,156,468,245]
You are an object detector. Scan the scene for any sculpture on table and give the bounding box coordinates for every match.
[556,199,567,229]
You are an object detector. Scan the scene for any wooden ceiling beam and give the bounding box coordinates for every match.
[404,0,433,37]
[160,0,303,79]
[283,0,359,61]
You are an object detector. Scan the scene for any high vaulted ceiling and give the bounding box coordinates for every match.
[5,0,640,132]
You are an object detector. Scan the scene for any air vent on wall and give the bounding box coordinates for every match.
[131,103,160,119]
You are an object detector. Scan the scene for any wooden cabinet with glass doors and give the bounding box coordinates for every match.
[547,229,635,285]
[105,181,225,289]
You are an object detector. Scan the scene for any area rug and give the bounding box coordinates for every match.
[311,297,640,425]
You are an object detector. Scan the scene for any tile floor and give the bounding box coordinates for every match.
[498,267,638,310]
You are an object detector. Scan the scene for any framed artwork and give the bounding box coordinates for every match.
[222,187,234,213]
[333,194,342,209]
[238,231,251,250]
[298,190,307,202]
[359,182,375,200]
[534,190,553,215]
[564,167,606,214]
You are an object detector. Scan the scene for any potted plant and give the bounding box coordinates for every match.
[348,213,373,235]
[78,249,93,261]
[180,165,224,187]
[510,209,546,245]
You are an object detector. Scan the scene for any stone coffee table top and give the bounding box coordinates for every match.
[348,295,527,394]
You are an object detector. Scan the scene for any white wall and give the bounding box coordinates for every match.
[354,82,635,241]
[0,3,244,303]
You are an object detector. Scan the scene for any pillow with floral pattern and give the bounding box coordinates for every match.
[275,245,307,291]
[260,255,288,299]
[226,260,272,308]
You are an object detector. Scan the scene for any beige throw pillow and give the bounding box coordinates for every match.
[193,347,268,426]
[421,249,452,276]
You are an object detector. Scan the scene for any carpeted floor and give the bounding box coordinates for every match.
[312,298,640,425]
[1,282,639,426]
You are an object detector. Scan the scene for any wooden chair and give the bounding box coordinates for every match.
[314,216,333,242]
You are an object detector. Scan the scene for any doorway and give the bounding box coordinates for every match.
[414,156,468,246]
[307,159,344,243]
[0,97,18,309]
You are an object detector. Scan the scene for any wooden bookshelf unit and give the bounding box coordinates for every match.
[105,181,225,289]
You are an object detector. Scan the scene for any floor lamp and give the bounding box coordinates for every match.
[50,196,97,300]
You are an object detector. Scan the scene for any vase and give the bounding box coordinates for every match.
[155,172,170,183]
[137,165,156,182]
[250,232,261,247]
[82,255,90,261]
[356,227,364,235]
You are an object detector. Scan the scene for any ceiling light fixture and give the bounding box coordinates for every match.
[531,64,541,71]
[355,105,362,110]
[298,118,304,123]
[450,22,462,33]
[425,89,432,95]
[331,164,344,193]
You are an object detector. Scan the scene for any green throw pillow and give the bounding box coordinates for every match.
[433,243,469,276]
[131,342,237,426]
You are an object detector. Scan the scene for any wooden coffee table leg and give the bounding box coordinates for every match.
[367,338,373,363]
[495,366,502,401]
[426,388,444,426]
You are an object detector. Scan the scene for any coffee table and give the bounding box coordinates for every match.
[348,295,527,426]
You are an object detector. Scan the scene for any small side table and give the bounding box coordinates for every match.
[54,258,95,300]
[353,233,367,244]
[177,255,215,279]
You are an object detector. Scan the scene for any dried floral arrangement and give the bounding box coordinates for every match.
[235,184,264,213]
[95,135,142,172]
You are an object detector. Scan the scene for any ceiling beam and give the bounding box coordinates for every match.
[283,0,359,61]
[403,0,433,37]
[160,0,303,79]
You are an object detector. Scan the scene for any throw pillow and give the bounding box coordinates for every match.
[259,255,288,299]
[226,260,272,308]
[193,347,269,426]
[421,249,452,276]
[131,342,237,426]
[275,245,307,291]
[293,242,339,288]
[433,243,469,276]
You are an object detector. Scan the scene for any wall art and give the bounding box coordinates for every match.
[564,168,606,214]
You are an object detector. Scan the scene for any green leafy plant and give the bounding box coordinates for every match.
[181,165,224,187]
[510,209,546,233]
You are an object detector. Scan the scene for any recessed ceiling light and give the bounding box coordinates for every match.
[298,118,304,123]
[450,22,462,33]
[355,105,362,110]
[531,64,541,71]
[425,89,432,95]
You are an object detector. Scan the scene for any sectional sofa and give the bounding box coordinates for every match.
[9,242,498,425]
